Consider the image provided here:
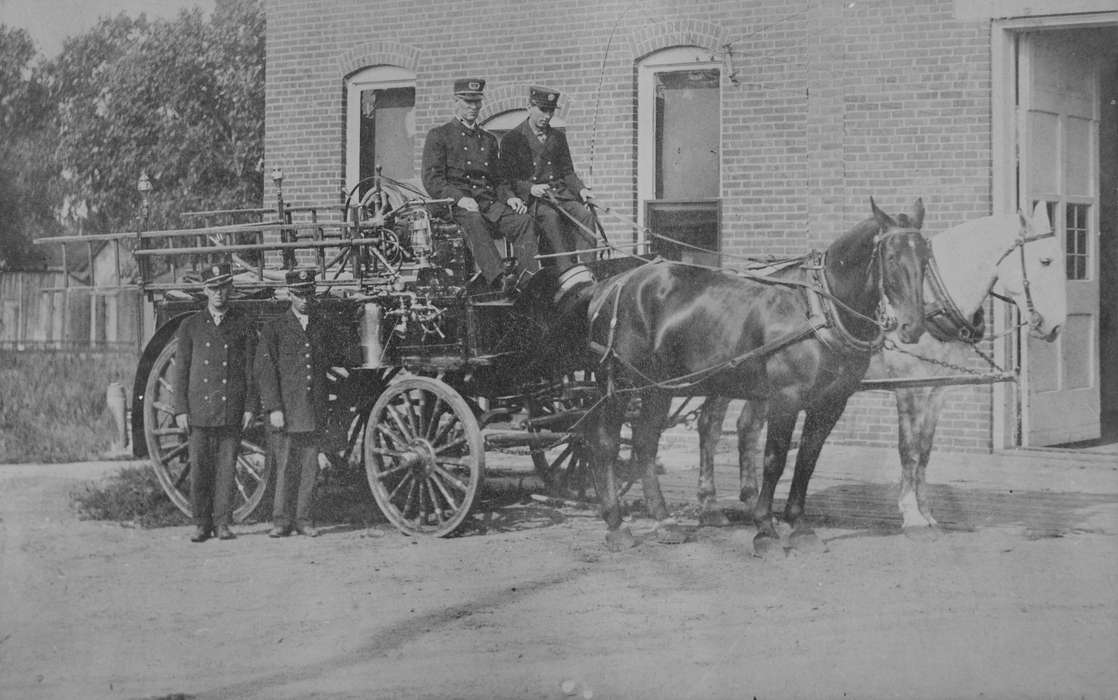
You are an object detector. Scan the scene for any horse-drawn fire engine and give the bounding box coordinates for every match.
[41,171,625,537]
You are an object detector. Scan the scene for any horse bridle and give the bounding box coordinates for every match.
[868,227,926,335]
[988,226,1056,335]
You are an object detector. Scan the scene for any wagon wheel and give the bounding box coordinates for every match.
[528,371,648,501]
[363,376,484,536]
[142,338,268,522]
[527,372,601,501]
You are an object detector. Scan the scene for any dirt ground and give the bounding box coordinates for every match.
[2,442,1117,700]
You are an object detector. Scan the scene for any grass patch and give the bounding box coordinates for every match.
[71,465,190,528]
[0,349,137,463]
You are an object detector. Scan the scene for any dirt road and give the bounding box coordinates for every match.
[1,446,1116,700]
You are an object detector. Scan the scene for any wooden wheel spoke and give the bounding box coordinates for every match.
[425,478,447,520]
[433,435,467,456]
[386,471,415,500]
[376,460,414,480]
[403,477,420,517]
[374,420,409,447]
[423,398,449,441]
[152,427,186,437]
[159,441,189,465]
[239,439,265,456]
[429,472,461,511]
[157,376,173,394]
[430,413,459,448]
[153,400,178,417]
[236,454,264,480]
[399,390,421,437]
[431,464,471,493]
[369,446,413,459]
[385,402,417,442]
[548,442,574,469]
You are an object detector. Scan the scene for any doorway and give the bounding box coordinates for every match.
[993,17,1118,450]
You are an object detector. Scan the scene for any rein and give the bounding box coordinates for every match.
[584,227,919,395]
[552,197,911,333]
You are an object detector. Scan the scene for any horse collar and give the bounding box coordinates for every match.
[805,250,885,355]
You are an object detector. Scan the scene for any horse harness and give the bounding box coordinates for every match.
[586,228,919,397]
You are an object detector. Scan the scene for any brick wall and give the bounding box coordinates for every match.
[265,0,997,451]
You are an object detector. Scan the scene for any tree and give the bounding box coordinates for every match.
[0,26,54,269]
[48,0,265,234]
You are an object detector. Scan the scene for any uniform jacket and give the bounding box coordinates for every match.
[422,119,512,223]
[499,120,586,203]
[172,307,258,427]
[254,309,337,434]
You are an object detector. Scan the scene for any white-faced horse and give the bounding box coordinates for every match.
[697,202,1066,538]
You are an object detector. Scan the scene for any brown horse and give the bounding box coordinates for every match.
[583,199,929,551]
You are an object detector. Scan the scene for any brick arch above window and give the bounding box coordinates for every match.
[336,41,421,78]
[480,86,582,126]
[478,85,524,123]
[625,18,726,61]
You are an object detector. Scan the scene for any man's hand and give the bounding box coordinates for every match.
[457,196,479,212]
[580,187,594,202]
[175,413,189,431]
[508,197,527,215]
[529,183,550,198]
[269,410,285,430]
[241,411,254,431]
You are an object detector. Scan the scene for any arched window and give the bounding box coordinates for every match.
[637,46,721,265]
[345,66,417,197]
[482,109,568,141]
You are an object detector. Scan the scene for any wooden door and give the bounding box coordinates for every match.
[1020,30,1102,445]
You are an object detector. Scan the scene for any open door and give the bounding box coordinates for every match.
[1019,30,1103,445]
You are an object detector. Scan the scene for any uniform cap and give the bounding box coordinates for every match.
[453,78,486,101]
[201,262,233,287]
[285,268,316,290]
[529,85,560,110]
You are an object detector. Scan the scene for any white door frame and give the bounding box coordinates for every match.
[343,66,416,197]
[990,11,1117,448]
[635,47,723,244]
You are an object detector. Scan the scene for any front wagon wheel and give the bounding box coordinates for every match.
[363,376,484,537]
[142,337,269,523]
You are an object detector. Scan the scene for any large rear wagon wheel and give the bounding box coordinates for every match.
[364,376,484,537]
[142,338,268,523]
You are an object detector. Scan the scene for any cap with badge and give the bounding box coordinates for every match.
[201,262,234,287]
[529,85,560,111]
[285,268,317,292]
[453,78,486,101]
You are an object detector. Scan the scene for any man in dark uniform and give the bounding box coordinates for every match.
[172,262,257,542]
[421,78,540,289]
[499,85,596,274]
[255,269,333,538]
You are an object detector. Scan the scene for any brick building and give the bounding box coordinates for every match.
[264,0,1118,452]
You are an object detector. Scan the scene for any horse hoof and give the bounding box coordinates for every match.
[698,510,732,528]
[739,487,759,511]
[752,533,783,558]
[654,525,689,545]
[788,529,827,554]
[903,524,943,542]
[605,527,638,552]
